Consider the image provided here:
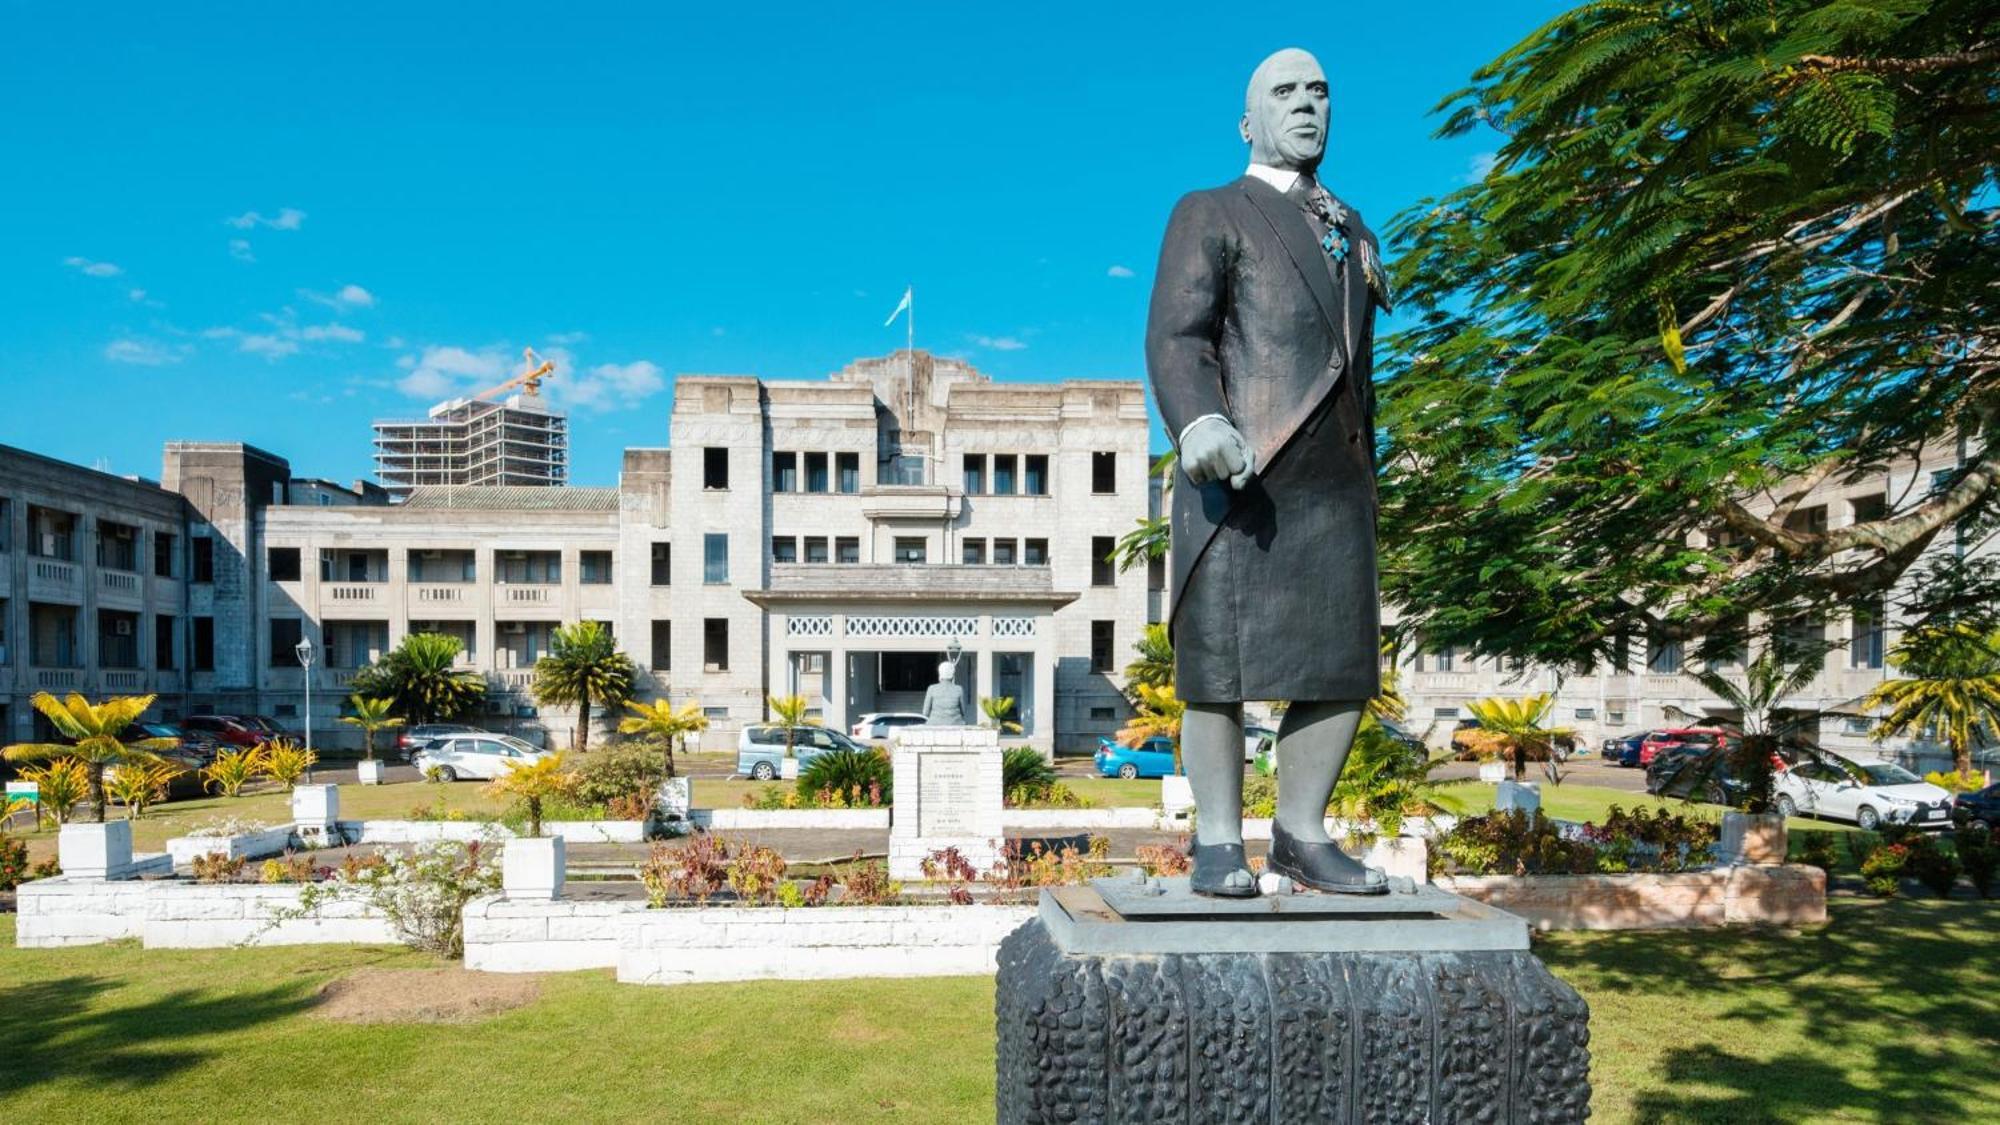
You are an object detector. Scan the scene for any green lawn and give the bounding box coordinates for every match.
[2,897,1993,1122]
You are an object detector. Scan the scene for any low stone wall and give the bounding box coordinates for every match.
[544,821,647,843]
[698,808,890,831]
[1436,864,1826,931]
[15,877,393,948]
[1001,808,1160,831]
[462,894,634,972]
[166,825,297,867]
[14,878,154,947]
[617,903,1038,986]
[341,820,503,844]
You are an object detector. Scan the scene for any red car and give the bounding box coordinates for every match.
[1637,727,1730,768]
[180,715,267,748]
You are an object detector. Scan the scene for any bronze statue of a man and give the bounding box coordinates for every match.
[1146,47,1392,897]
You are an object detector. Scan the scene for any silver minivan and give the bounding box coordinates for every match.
[737,725,869,780]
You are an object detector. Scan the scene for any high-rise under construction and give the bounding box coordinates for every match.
[372,391,568,499]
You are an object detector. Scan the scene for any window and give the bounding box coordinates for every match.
[1148,554,1165,592]
[805,452,828,493]
[192,616,215,670]
[1607,710,1626,726]
[1025,538,1048,566]
[993,539,1017,565]
[580,551,613,584]
[1645,637,1682,674]
[836,452,860,493]
[963,538,986,565]
[650,620,671,671]
[269,618,303,668]
[191,537,215,583]
[772,452,798,493]
[1849,494,1887,524]
[650,542,671,585]
[1090,706,1116,721]
[1433,643,1456,672]
[1575,707,1597,722]
[268,547,301,582]
[804,537,829,564]
[836,537,859,564]
[155,614,176,669]
[0,499,9,552]
[1025,454,1049,495]
[1091,536,1115,585]
[703,705,729,721]
[1092,451,1117,494]
[704,534,729,585]
[1090,620,1114,673]
[992,454,1017,495]
[772,537,797,564]
[704,618,729,671]
[1611,632,1632,673]
[153,532,176,577]
[963,454,986,495]
[97,521,138,570]
[894,537,927,564]
[703,447,729,490]
[1851,601,1885,670]
[1777,616,1826,663]
[1433,707,1459,721]
[885,452,926,485]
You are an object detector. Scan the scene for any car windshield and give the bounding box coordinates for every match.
[493,735,539,754]
[1861,763,1921,786]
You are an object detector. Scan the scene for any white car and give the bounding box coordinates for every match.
[411,733,554,781]
[1774,757,1955,831]
[850,712,928,741]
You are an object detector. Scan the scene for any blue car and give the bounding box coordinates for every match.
[1094,735,1177,779]
[1603,730,1653,768]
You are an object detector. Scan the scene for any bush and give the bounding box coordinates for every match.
[259,855,318,884]
[1795,831,1840,876]
[1900,834,1961,898]
[1001,747,1056,795]
[1435,807,1717,877]
[641,833,733,906]
[1242,775,1278,819]
[0,834,29,891]
[280,837,502,958]
[21,759,89,823]
[1858,841,1909,897]
[995,836,1112,891]
[192,853,248,883]
[1006,782,1095,810]
[106,759,183,819]
[797,747,892,805]
[201,748,264,798]
[258,739,317,786]
[921,846,980,904]
[1955,827,1998,898]
[836,854,901,905]
[1135,842,1192,877]
[569,743,667,807]
[1925,770,1986,794]
[725,845,788,905]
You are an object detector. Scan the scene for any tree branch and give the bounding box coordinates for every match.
[1797,44,2000,76]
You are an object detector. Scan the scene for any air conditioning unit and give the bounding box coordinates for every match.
[113,619,134,636]
[503,622,528,634]
[41,533,58,555]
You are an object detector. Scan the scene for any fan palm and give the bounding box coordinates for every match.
[1463,693,1574,783]
[1117,682,1185,775]
[766,694,815,759]
[618,698,710,778]
[349,633,486,724]
[1111,452,1177,575]
[1686,644,1830,813]
[486,752,571,838]
[338,695,404,762]
[533,622,637,753]
[980,696,1024,735]
[1863,625,2000,778]
[1124,623,1174,694]
[1370,635,1407,723]
[2,693,176,823]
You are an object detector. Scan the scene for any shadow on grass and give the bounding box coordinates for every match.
[0,973,321,1096]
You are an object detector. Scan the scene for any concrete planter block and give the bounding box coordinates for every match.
[657,777,692,821]
[779,758,801,781]
[1159,775,1195,819]
[1478,760,1508,784]
[1496,780,1542,815]
[1717,812,1788,866]
[504,836,566,900]
[1361,836,1429,884]
[59,821,134,880]
[292,784,340,831]
[357,759,386,786]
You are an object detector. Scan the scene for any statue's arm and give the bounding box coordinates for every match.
[1146,192,1251,489]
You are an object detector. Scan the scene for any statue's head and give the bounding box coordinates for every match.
[937,661,956,683]
[1240,48,1328,173]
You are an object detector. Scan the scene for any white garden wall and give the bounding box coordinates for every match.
[14,877,393,948]
[616,903,1036,986]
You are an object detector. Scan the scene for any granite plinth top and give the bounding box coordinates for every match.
[1035,876,1531,955]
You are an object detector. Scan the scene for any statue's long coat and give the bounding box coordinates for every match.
[1145,175,1385,703]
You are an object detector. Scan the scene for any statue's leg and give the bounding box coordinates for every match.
[1183,700,1254,896]
[1270,698,1387,894]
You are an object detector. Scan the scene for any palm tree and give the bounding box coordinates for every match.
[1117,682,1185,774]
[533,622,637,753]
[2,693,176,823]
[767,694,815,759]
[1863,625,2000,778]
[1124,623,1173,694]
[618,698,710,778]
[349,633,486,724]
[1370,634,1408,723]
[1687,644,1830,813]
[1463,693,1574,783]
[1112,452,1177,574]
[980,696,1025,734]
[338,695,404,762]
[486,752,571,838]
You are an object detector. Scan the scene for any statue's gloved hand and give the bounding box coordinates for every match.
[1180,416,1255,490]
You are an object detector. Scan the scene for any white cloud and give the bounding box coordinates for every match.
[303,283,376,309]
[64,256,123,278]
[224,207,306,231]
[1466,151,1497,183]
[970,334,1028,351]
[238,334,300,359]
[299,323,364,343]
[392,342,665,413]
[395,344,512,399]
[228,239,256,263]
[128,288,146,301]
[545,330,588,345]
[551,359,666,413]
[104,338,184,365]
[1106,264,1136,279]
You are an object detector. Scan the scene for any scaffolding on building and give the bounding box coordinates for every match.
[371,349,570,500]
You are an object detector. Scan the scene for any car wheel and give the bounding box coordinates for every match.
[1856,805,1880,831]
[434,765,458,783]
[1972,818,1992,833]
[1703,781,1728,806]
[1775,794,1797,818]
[751,762,776,781]
[1117,763,1139,780]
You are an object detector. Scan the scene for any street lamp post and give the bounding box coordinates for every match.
[295,635,315,779]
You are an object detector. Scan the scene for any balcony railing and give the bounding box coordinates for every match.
[326,585,379,603]
[489,669,536,693]
[412,584,467,604]
[99,570,139,594]
[102,670,145,691]
[502,585,557,604]
[35,668,82,690]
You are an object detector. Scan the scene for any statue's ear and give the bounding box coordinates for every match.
[1238,113,1252,144]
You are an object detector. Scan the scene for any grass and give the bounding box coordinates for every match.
[1,897,1993,1122]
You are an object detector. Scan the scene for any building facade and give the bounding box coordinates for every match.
[371,392,568,499]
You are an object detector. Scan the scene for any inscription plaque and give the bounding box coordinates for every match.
[918,754,981,836]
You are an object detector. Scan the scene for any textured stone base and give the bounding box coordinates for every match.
[995,917,1590,1123]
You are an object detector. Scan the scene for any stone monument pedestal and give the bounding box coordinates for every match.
[995,877,1590,1124]
[889,726,1002,881]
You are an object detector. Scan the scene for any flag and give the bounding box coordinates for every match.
[883,287,911,327]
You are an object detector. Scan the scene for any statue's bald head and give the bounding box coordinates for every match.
[1240,48,1328,173]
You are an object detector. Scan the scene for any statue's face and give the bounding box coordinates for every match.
[1240,49,1328,172]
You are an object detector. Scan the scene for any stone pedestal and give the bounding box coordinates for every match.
[357,759,386,786]
[995,878,1590,1124]
[890,726,1002,880]
[1496,780,1542,815]
[59,820,135,880]
[1717,811,1787,866]
[503,836,566,900]
[291,784,340,845]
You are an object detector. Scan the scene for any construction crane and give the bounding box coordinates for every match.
[470,347,557,402]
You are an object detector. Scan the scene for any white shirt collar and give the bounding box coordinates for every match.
[1245,163,1302,194]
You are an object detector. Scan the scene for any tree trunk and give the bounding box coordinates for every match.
[529,796,542,839]
[662,734,676,780]
[89,762,106,823]
[1955,734,1971,779]
[576,687,591,754]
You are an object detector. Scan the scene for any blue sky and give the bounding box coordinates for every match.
[0,1,1562,486]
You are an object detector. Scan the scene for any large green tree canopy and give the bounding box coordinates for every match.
[1379,0,1998,669]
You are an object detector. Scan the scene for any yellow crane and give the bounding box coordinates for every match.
[470,347,556,401]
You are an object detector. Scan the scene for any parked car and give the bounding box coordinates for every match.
[850,712,929,741]
[396,723,488,761]
[411,733,555,781]
[104,738,212,800]
[1095,735,1177,780]
[1602,730,1652,767]
[121,721,222,763]
[1258,718,1428,776]
[1637,727,1729,768]
[180,715,267,748]
[1243,724,1276,762]
[235,715,297,743]
[1645,745,1763,806]
[737,725,870,780]
[1952,782,2000,832]
[1773,756,1954,830]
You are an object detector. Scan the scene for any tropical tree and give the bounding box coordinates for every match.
[1124,623,1173,694]
[339,695,404,762]
[1117,682,1186,775]
[2,693,175,823]
[980,696,1025,735]
[349,633,486,725]
[21,759,90,824]
[1863,625,2000,778]
[486,752,571,838]
[104,759,183,820]
[766,694,815,759]
[1462,693,1574,783]
[1379,0,2000,670]
[1688,644,1833,812]
[1371,635,1408,724]
[532,622,636,753]
[1111,451,1177,575]
[618,698,710,778]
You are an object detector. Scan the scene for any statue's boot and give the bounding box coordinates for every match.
[1188,840,1258,898]
[1269,824,1389,895]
